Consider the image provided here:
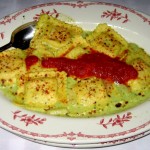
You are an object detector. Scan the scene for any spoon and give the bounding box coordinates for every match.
[0,21,36,52]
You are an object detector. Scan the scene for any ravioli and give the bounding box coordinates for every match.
[0,14,150,117]
[0,49,26,102]
[67,78,108,117]
[24,71,67,109]
[30,14,88,58]
[0,49,26,87]
[86,23,128,58]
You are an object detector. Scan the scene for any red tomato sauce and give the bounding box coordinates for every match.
[25,55,39,70]
[41,52,138,84]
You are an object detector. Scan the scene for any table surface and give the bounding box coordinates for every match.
[0,0,150,150]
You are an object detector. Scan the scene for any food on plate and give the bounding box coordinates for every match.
[0,14,150,117]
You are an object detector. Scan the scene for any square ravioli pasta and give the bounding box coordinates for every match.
[30,14,90,58]
[85,23,128,58]
[0,49,26,87]
[17,70,68,112]
[0,49,26,101]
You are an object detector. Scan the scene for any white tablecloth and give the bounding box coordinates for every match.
[0,0,150,150]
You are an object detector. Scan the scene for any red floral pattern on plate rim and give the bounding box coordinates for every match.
[11,110,132,128]
[98,112,132,129]
[0,110,150,141]
[0,1,150,26]
[0,1,149,142]
[101,8,129,23]
[12,111,46,126]
[27,130,150,147]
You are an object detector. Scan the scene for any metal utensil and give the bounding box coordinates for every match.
[0,21,36,52]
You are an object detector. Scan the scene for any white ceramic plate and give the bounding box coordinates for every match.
[0,1,150,145]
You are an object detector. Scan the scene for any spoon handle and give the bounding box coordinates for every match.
[0,42,12,52]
